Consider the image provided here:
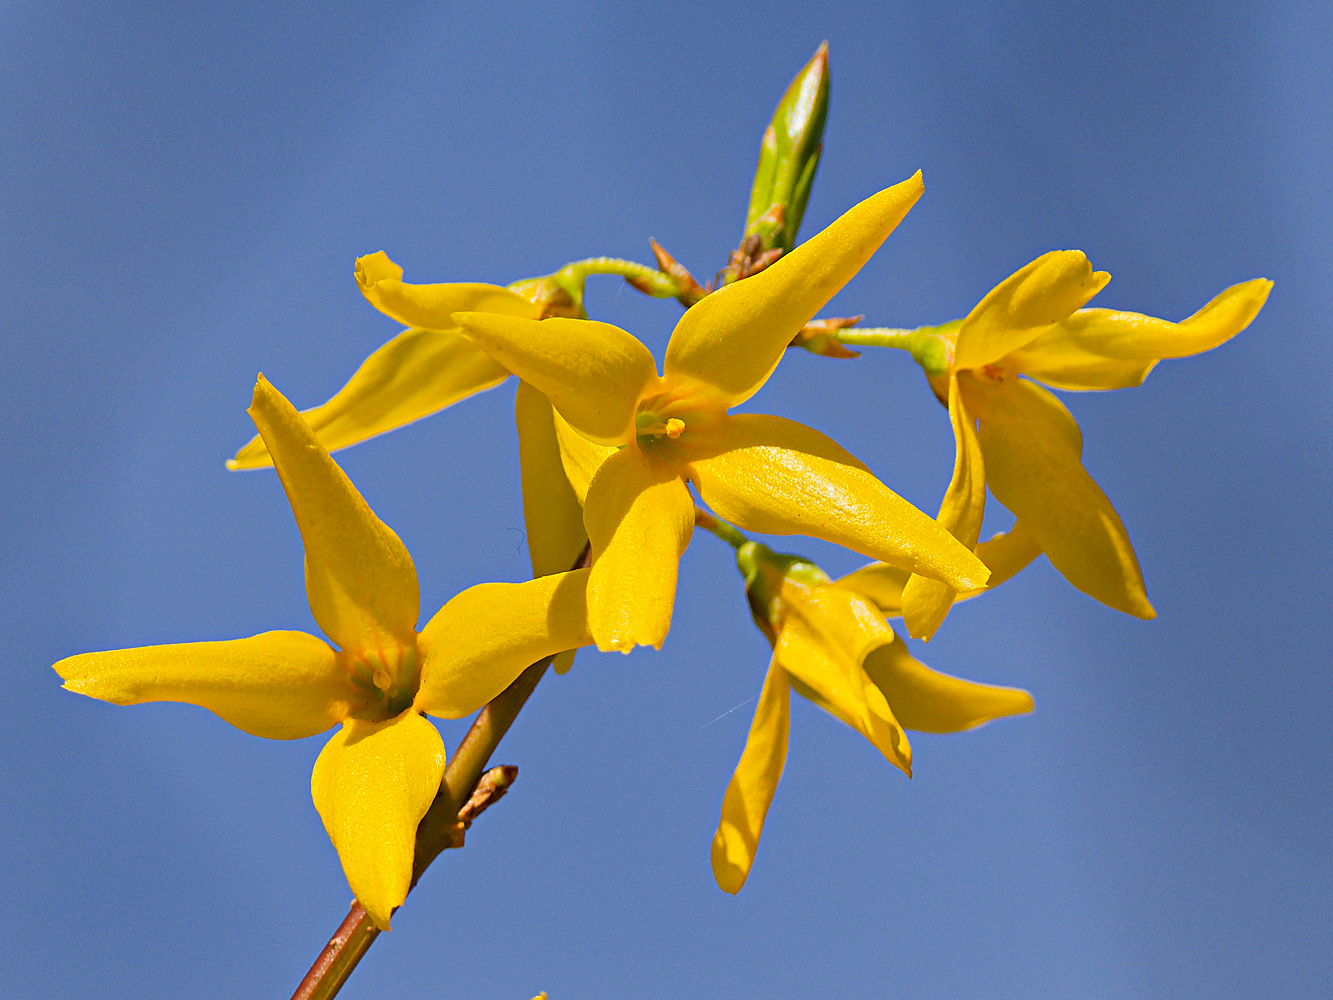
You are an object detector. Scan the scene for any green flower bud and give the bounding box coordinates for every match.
[745,42,830,254]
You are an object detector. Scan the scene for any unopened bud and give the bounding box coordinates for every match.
[744,42,830,254]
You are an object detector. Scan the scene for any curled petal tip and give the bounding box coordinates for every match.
[354,250,402,292]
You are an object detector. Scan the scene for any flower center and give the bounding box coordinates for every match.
[635,383,709,447]
[344,642,420,721]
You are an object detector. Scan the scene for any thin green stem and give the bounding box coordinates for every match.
[694,507,749,549]
[555,257,677,297]
[832,324,955,376]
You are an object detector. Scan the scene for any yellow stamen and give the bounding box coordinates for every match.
[372,667,392,691]
[665,418,686,439]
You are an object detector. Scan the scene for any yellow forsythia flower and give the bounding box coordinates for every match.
[900,252,1271,639]
[712,541,1032,894]
[56,377,593,929]
[358,174,991,653]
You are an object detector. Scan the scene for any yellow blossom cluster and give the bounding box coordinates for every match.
[52,44,1270,934]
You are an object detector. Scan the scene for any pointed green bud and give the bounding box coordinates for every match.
[745,42,830,254]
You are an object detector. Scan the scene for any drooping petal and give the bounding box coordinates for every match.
[685,414,989,591]
[953,251,1110,372]
[583,447,695,652]
[248,376,420,653]
[553,406,617,505]
[416,569,593,718]
[354,251,541,329]
[711,664,791,895]
[901,377,985,640]
[54,631,353,740]
[1027,278,1272,363]
[775,582,911,775]
[310,711,446,930]
[861,634,1033,733]
[452,312,658,446]
[516,381,588,577]
[664,173,924,410]
[229,329,509,469]
[967,373,1155,618]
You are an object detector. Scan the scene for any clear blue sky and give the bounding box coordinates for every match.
[4,2,1330,997]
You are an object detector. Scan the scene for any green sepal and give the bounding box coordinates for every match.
[736,540,831,642]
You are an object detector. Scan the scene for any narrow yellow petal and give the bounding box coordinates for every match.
[711,664,790,895]
[552,402,617,506]
[54,631,352,740]
[861,634,1033,733]
[1006,335,1158,392]
[248,376,420,653]
[583,448,695,652]
[843,523,1041,612]
[452,312,658,446]
[968,522,1042,593]
[516,381,588,577]
[1020,278,1273,368]
[968,374,1155,618]
[833,562,910,616]
[416,569,593,718]
[354,251,540,329]
[775,582,911,775]
[954,251,1110,372]
[664,173,924,409]
[229,329,509,469]
[310,711,446,930]
[685,413,989,591]
[843,523,1041,613]
[901,378,985,640]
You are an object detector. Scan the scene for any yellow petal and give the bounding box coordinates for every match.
[54,630,352,740]
[967,522,1042,593]
[861,634,1033,733]
[452,312,658,446]
[901,377,985,640]
[516,381,588,577]
[954,251,1110,372]
[248,376,420,653]
[843,522,1041,613]
[1005,336,1158,391]
[775,582,911,775]
[711,664,791,895]
[229,329,509,469]
[416,569,593,718]
[354,251,541,329]
[685,413,989,591]
[583,447,695,652]
[1020,277,1273,371]
[833,562,910,616]
[310,711,446,930]
[968,374,1155,618]
[664,173,924,409]
[552,400,617,505]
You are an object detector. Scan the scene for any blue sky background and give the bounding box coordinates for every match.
[4,1,1330,997]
